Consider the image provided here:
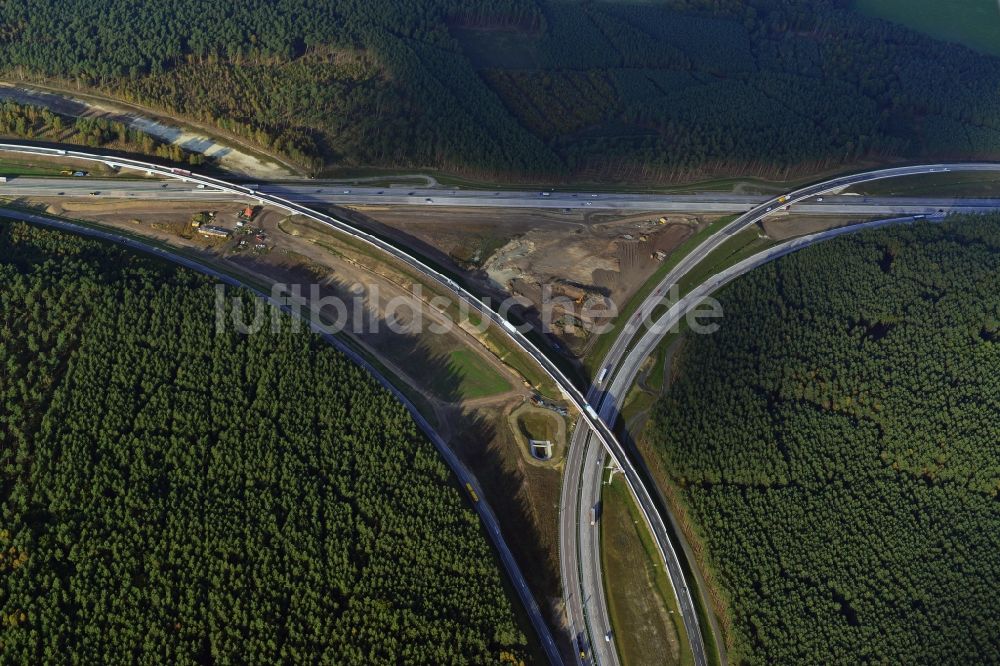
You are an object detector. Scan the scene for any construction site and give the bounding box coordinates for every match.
[344,205,719,356]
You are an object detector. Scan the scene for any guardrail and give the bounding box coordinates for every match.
[11,143,999,666]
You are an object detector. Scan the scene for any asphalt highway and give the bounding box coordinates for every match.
[2,141,786,666]
[4,143,999,666]
[4,176,1000,216]
[560,162,1000,666]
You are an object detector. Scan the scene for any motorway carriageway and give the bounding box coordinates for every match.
[4,147,1000,666]
[3,177,1000,216]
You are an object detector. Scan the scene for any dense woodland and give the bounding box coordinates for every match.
[647,215,1000,664]
[0,0,998,180]
[0,101,206,165]
[0,221,527,664]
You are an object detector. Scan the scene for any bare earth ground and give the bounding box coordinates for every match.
[36,197,527,414]
[13,195,577,656]
[347,205,713,356]
[446,399,568,630]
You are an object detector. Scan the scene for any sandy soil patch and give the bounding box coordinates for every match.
[351,205,711,355]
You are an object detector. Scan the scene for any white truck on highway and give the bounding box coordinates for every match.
[595,366,610,385]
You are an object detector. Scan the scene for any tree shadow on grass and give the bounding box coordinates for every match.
[446,405,575,659]
[225,253,480,404]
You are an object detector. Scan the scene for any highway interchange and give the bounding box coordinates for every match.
[2,143,999,666]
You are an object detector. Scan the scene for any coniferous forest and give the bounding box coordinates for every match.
[647,215,1000,664]
[0,220,527,664]
[0,0,999,180]
[0,100,207,165]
